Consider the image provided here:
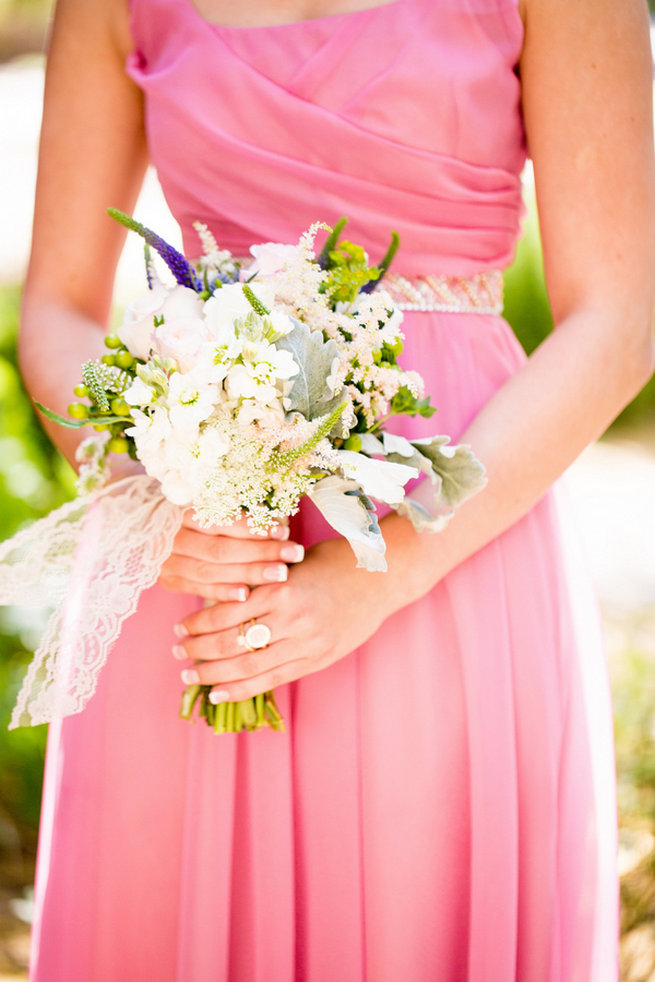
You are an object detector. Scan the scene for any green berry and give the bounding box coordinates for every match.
[110,397,131,417]
[93,423,110,431]
[73,383,89,398]
[115,350,134,370]
[343,434,362,452]
[104,334,122,349]
[101,353,116,366]
[67,402,89,420]
[107,436,129,454]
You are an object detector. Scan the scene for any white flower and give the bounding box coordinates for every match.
[160,285,205,320]
[336,450,418,505]
[166,369,219,431]
[225,363,278,404]
[242,338,298,380]
[124,376,155,406]
[203,282,275,335]
[266,309,295,338]
[236,400,286,427]
[117,281,170,359]
[247,242,298,277]
[126,405,170,453]
[159,470,196,507]
[154,315,210,373]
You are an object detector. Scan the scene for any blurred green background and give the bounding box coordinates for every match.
[0,1,654,979]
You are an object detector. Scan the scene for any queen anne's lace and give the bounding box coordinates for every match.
[0,475,183,728]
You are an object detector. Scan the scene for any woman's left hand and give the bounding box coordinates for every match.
[171,535,396,702]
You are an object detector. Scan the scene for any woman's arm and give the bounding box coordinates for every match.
[22,0,308,584]
[20,0,147,464]
[172,0,655,701]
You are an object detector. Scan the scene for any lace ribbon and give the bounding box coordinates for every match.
[0,475,183,728]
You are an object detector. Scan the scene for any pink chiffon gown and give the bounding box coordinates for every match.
[29,0,620,979]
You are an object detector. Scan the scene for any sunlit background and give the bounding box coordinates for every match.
[1,1,655,978]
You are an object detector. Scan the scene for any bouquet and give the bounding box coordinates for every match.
[0,213,486,732]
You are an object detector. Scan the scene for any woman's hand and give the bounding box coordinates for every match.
[158,512,306,603]
[170,535,394,703]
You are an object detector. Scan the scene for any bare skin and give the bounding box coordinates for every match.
[21,0,655,702]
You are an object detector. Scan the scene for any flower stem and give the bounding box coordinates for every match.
[179,687,285,733]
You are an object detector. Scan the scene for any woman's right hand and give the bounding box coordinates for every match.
[158,513,305,604]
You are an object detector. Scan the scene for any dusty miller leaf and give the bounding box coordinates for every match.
[384,435,486,532]
[409,437,487,508]
[276,321,341,419]
[307,475,387,571]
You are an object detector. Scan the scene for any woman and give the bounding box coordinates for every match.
[19,0,655,979]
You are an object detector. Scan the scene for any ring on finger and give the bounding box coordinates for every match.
[237,618,272,651]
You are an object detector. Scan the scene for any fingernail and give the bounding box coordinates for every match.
[173,623,189,638]
[229,586,249,602]
[270,524,290,541]
[172,645,188,660]
[264,564,288,582]
[181,668,199,684]
[281,544,304,563]
[208,689,230,704]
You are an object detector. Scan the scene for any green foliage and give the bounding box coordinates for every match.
[503,187,655,431]
[324,240,380,304]
[388,386,436,421]
[613,645,655,825]
[503,191,554,355]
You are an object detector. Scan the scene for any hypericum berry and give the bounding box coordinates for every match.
[343,434,362,452]
[67,402,89,420]
[101,354,116,367]
[104,334,122,349]
[114,350,134,370]
[110,397,131,416]
[73,384,89,398]
[107,436,129,454]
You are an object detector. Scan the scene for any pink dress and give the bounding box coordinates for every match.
[30,0,619,979]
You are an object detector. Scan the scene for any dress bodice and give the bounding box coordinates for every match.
[127,0,526,276]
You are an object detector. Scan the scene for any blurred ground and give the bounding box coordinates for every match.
[1,52,655,982]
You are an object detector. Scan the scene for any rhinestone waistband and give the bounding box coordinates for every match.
[233,257,504,316]
[380,270,504,315]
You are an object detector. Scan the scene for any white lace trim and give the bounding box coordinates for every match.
[0,475,183,728]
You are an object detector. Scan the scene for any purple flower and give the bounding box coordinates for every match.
[108,208,202,291]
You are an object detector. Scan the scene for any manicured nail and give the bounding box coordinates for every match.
[263,564,288,582]
[281,544,304,563]
[173,623,189,638]
[229,586,248,602]
[270,524,290,541]
[208,689,230,704]
[172,645,188,660]
[181,668,199,684]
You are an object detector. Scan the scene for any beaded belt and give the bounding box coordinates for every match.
[381,270,504,315]
[234,257,503,316]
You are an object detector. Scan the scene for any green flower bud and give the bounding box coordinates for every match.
[104,334,123,349]
[110,397,131,417]
[67,402,89,420]
[107,436,129,454]
[343,434,362,452]
[115,350,134,370]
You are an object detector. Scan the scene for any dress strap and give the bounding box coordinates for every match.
[382,270,504,315]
